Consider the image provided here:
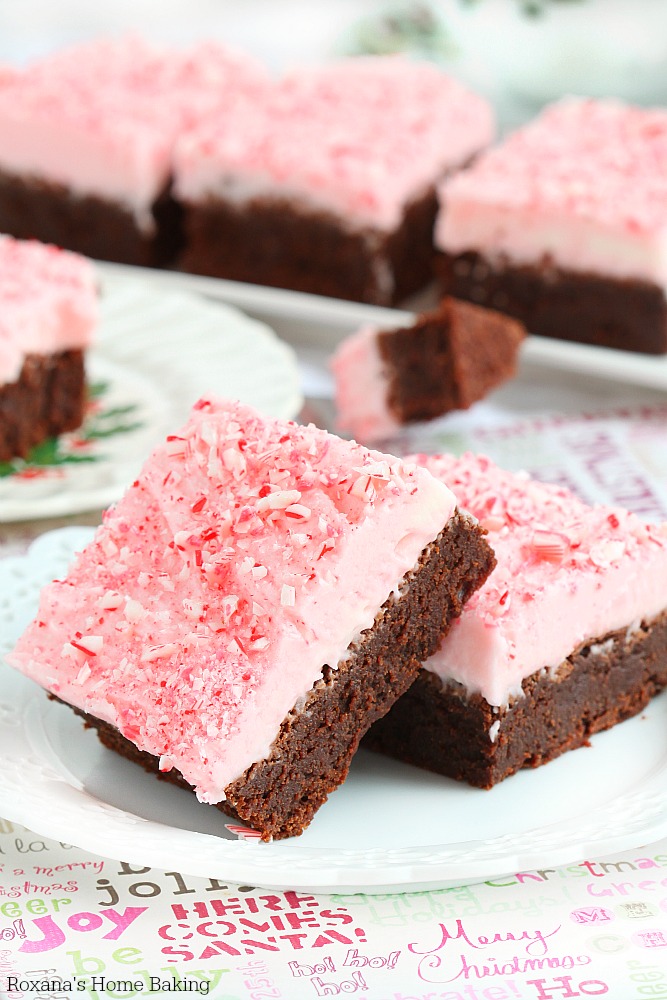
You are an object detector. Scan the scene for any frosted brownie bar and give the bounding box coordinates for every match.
[175,56,494,305]
[366,452,667,785]
[436,98,667,353]
[0,37,268,266]
[8,400,494,838]
[0,235,97,462]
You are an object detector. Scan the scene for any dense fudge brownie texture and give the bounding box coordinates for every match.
[0,171,183,268]
[365,609,667,788]
[378,297,525,424]
[438,251,667,355]
[179,188,438,306]
[0,349,85,463]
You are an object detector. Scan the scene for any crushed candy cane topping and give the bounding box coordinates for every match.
[437,97,667,286]
[412,452,667,707]
[174,55,494,231]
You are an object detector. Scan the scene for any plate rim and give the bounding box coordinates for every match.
[97,261,667,394]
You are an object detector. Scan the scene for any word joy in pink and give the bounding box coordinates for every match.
[18,907,147,953]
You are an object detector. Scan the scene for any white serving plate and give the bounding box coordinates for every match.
[3,268,667,895]
[98,262,667,393]
[2,527,667,895]
[0,270,302,522]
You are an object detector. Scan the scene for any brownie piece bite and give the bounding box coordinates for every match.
[331,296,525,443]
[365,452,667,786]
[8,399,494,839]
[0,235,97,462]
[435,98,667,353]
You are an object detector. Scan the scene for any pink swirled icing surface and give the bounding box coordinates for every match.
[0,235,97,386]
[411,452,667,707]
[174,56,494,230]
[0,37,269,225]
[436,97,667,285]
[9,399,456,803]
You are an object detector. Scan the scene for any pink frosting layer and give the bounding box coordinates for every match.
[436,98,667,286]
[174,56,494,231]
[331,324,400,443]
[0,235,97,386]
[411,452,667,707]
[0,37,269,228]
[9,399,456,803]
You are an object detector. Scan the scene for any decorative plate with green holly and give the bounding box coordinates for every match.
[0,273,301,522]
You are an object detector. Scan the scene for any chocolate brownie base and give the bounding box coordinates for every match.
[378,297,525,426]
[178,188,438,306]
[0,349,86,463]
[365,609,667,787]
[62,511,495,840]
[0,170,183,268]
[437,251,667,355]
